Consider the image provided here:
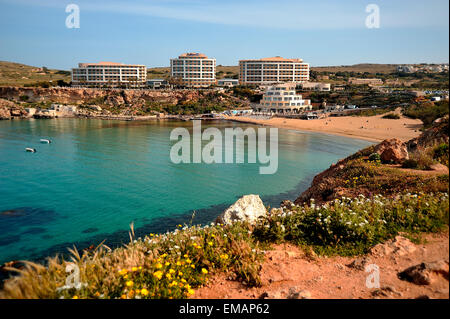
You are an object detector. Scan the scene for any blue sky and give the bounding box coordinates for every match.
[0,0,448,70]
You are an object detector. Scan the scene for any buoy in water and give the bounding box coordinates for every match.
[40,139,51,143]
[25,148,36,153]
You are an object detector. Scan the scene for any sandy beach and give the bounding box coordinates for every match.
[227,111,423,142]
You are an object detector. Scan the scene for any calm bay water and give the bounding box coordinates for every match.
[0,118,371,263]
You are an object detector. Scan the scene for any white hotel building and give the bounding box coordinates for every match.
[170,53,216,87]
[257,83,311,113]
[71,62,147,88]
[239,56,310,85]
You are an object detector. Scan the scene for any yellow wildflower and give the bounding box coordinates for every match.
[131,267,138,272]
[126,280,134,287]
[165,262,170,266]
[169,269,175,274]
[72,296,79,299]
[153,271,163,280]
[201,268,208,274]
[208,241,213,246]
[118,269,128,276]
[141,288,149,296]
[186,258,192,264]
[155,263,163,269]
[166,273,172,280]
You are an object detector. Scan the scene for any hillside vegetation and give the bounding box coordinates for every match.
[0,61,70,86]
[311,63,399,74]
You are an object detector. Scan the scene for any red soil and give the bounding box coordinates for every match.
[194,232,449,299]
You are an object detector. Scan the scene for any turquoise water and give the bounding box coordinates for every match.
[0,118,371,264]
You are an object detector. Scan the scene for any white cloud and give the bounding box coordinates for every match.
[2,0,449,30]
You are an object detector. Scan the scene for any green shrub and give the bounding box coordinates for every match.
[253,193,449,256]
[368,153,381,162]
[403,101,449,127]
[433,143,449,167]
[402,159,418,169]
[382,113,400,119]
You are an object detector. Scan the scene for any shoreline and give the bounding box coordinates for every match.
[225,112,423,143]
[3,113,420,143]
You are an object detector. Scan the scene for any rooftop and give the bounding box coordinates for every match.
[240,56,304,63]
[77,62,146,67]
[178,52,209,59]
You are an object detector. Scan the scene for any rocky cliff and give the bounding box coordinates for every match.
[0,98,28,120]
[0,86,246,107]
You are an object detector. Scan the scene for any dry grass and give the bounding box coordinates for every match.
[0,221,263,299]
[311,63,398,74]
[0,61,70,86]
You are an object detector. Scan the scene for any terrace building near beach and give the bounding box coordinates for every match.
[299,82,331,91]
[348,77,383,86]
[217,78,239,87]
[170,53,216,87]
[257,83,312,113]
[239,56,310,85]
[71,62,147,88]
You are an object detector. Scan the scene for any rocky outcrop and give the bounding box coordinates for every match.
[373,138,409,163]
[294,156,351,205]
[398,260,449,285]
[407,115,449,152]
[0,106,10,120]
[216,195,267,225]
[0,98,26,120]
[347,256,372,271]
[370,236,416,257]
[294,117,449,205]
[259,287,312,299]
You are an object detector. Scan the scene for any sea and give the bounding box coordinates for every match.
[0,118,372,264]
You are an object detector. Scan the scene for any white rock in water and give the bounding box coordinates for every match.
[216,194,267,225]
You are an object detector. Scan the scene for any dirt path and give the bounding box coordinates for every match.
[194,232,449,299]
[387,163,449,175]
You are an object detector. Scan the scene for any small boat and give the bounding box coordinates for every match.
[40,139,51,143]
[25,148,36,153]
